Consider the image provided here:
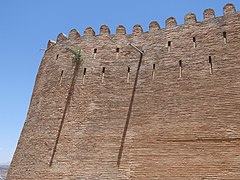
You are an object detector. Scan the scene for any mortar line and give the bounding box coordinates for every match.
[157,137,240,143]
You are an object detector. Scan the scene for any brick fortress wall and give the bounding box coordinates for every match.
[7,3,240,179]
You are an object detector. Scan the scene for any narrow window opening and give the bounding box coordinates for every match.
[193,37,196,48]
[127,67,130,83]
[153,64,156,70]
[152,64,156,80]
[209,56,213,74]
[93,48,97,59]
[116,48,120,59]
[83,68,86,84]
[102,67,105,83]
[223,32,227,44]
[179,60,182,78]
[56,54,59,60]
[168,41,171,46]
[59,70,63,84]
[168,41,171,52]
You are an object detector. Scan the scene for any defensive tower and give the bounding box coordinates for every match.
[7,3,240,179]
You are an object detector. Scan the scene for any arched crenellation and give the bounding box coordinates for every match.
[84,27,95,36]
[51,3,238,50]
[56,33,67,43]
[100,25,110,35]
[52,3,238,39]
[68,29,80,40]
[223,3,236,16]
[116,25,126,35]
[149,21,160,33]
[184,13,197,24]
[132,24,143,34]
[204,8,215,21]
[166,17,177,28]
[47,40,56,49]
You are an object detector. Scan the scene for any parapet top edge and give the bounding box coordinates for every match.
[47,3,238,48]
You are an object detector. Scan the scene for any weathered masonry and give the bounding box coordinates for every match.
[7,3,240,179]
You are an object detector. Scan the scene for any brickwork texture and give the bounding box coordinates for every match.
[7,3,240,179]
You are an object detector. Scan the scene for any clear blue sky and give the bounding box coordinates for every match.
[0,0,239,164]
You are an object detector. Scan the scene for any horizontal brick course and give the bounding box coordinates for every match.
[7,4,240,179]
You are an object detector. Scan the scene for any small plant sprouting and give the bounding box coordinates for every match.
[72,49,82,64]
[66,48,83,65]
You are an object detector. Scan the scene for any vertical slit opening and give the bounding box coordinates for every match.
[83,68,86,84]
[127,67,130,83]
[59,70,63,84]
[168,41,171,46]
[152,64,156,80]
[93,48,97,59]
[209,56,213,74]
[153,64,156,70]
[56,54,59,60]
[223,32,227,44]
[168,41,171,52]
[116,48,120,59]
[193,37,196,48]
[102,67,105,83]
[179,60,182,78]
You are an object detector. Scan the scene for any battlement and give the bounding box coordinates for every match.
[48,3,238,49]
[8,3,240,179]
